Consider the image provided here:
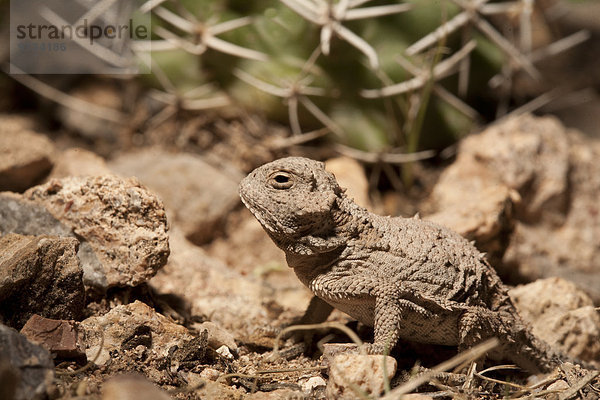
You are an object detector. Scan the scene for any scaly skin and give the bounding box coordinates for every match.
[239,157,586,373]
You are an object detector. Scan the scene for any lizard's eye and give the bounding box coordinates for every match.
[269,172,294,189]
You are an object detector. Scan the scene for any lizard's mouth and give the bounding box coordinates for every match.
[239,191,294,236]
[239,194,272,231]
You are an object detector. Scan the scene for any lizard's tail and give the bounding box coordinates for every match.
[504,318,598,374]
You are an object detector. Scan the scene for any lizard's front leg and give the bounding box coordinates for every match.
[299,295,334,325]
[367,288,403,354]
[285,295,335,350]
[368,287,437,355]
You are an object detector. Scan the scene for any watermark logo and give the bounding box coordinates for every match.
[10,0,151,74]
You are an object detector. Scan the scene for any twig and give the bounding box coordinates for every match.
[474,371,527,390]
[380,338,499,399]
[558,370,600,400]
[271,322,364,359]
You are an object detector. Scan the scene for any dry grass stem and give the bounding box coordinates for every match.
[380,338,499,398]
[557,370,600,400]
[271,322,364,359]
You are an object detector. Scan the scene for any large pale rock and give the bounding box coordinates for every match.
[0,233,84,328]
[426,173,519,265]
[427,114,600,300]
[451,115,570,221]
[327,353,396,400]
[47,147,110,179]
[0,115,54,192]
[110,149,241,244]
[79,300,194,366]
[325,157,371,210]
[0,323,54,400]
[501,117,600,299]
[426,114,569,261]
[22,175,170,288]
[510,278,600,363]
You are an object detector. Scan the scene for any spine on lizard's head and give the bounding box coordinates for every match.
[239,157,362,258]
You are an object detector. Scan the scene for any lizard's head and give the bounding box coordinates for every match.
[239,157,344,243]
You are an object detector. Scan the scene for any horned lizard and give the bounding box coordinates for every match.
[239,156,593,373]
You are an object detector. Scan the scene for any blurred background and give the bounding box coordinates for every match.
[1,0,599,188]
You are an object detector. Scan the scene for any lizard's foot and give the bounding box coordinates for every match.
[398,365,467,386]
[363,342,390,355]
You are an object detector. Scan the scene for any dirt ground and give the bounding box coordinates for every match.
[0,110,599,400]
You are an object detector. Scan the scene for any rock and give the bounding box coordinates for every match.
[454,115,570,221]
[0,323,54,400]
[0,192,73,236]
[47,148,110,179]
[0,233,84,328]
[325,157,371,210]
[425,167,519,265]
[20,314,85,360]
[149,229,274,342]
[501,117,600,300]
[110,149,241,244]
[301,376,327,394]
[184,374,245,399]
[193,321,238,352]
[216,345,234,360]
[79,300,194,366]
[327,353,396,400]
[510,278,600,363]
[57,82,122,142]
[101,374,171,400]
[199,367,221,381]
[426,114,600,300]
[1,177,169,291]
[399,395,435,400]
[23,175,170,288]
[0,116,54,192]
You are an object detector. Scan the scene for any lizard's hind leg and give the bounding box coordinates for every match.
[457,308,552,374]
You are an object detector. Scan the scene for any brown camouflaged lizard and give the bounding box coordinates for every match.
[239,157,594,373]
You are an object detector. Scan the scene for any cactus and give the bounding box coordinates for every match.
[140,0,587,180]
